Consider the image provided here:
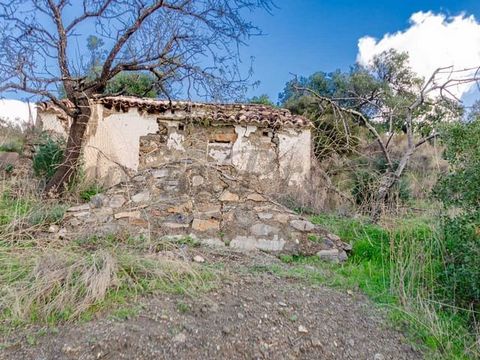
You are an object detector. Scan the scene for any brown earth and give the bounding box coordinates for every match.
[0,248,421,360]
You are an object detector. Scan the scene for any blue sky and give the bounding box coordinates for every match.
[243,0,480,102]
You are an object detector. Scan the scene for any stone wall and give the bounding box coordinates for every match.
[61,162,349,261]
[37,104,311,190]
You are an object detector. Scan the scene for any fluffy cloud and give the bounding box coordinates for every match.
[0,99,37,129]
[357,12,480,99]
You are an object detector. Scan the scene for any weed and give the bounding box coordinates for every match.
[176,302,190,314]
[4,164,14,174]
[32,136,64,180]
[110,306,142,321]
[307,234,319,242]
[0,139,24,154]
[79,184,104,202]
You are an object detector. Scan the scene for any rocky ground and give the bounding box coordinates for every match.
[0,248,421,360]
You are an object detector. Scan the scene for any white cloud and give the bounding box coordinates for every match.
[357,11,480,99]
[0,99,37,129]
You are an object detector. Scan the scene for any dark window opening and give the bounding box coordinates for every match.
[208,139,232,144]
[178,123,185,131]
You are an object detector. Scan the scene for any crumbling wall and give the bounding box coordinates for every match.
[61,162,349,261]
[38,104,311,190]
[36,110,70,138]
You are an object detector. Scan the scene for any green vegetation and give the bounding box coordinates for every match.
[32,136,64,181]
[433,118,480,314]
[0,234,217,328]
[79,184,104,202]
[272,215,479,359]
[0,139,24,154]
[248,94,276,106]
[105,72,158,98]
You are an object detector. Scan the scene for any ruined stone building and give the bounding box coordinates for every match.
[36,97,350,257]
[37,96,312,190]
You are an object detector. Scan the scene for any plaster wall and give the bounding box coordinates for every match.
[38,105,311,188]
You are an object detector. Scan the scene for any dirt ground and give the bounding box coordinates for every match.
[0,249,421,360]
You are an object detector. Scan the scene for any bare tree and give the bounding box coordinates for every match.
[295,64,480,222]
[0,0,272,192]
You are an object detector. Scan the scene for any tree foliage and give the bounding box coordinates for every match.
[434,119,480,210]
[248,94,275,106]
[280,50,467,220]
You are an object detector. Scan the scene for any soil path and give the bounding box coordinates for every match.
[0,250,421,360]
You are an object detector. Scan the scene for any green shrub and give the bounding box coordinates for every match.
[32,136,64,180]
[351,157,411,211]
[439,211,480,310]
[79,184,103,201]
[4,163,14,174]
[28,204,67,225]
[434,120,480,312]
[0,139,24,154]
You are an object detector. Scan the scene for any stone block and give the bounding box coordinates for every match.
[209,132,238,143]
[108,194,126,208]
[257,212,273,220]
[247,193,266,202]
[132,191,150,203]
[152,168,170,178]
[192,175,204,187]
[193,204,222,219]
[114,210,141,219]
[275,213,291,224]
[89,194,106,208]
[163,222,190,229]
[192,218,220,232]
[198,237,225,247]
[290,219,315,232]
[67,204,90,212]
[250,223,279,237]
[317,249,342,263]
[230,235,285,252]
[219,190,239,202]
[167,201,193,214]
[129,218,150,228]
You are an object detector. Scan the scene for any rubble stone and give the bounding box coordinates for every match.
[192,175,204,187]
[219,191,240,202]
[317,249,341,263]
[250,223,279,237]
[132,191,150,203]
[152,169,169,178]
[51,162,346,260]
[90,194,106,208]
[192,219,220,232]
[114,211,141,219]
[257,212,273,220]
[108,195,126,208]
[247,193,266,202]
[290,219,315,232]
[67,204,90,212]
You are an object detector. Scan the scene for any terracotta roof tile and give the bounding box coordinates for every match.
[39,96,313,129]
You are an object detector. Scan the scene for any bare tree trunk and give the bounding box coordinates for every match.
[371,142,416,222]
[44,96,91,193]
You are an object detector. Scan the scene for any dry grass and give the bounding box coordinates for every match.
[0,236,217,326]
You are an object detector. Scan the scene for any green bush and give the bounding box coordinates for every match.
[79,184,103,201]
[434,119,480,312]
[439,211,480,310]
[0,139,24,154]
[32,136,64,180]
[351,157,411,210]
